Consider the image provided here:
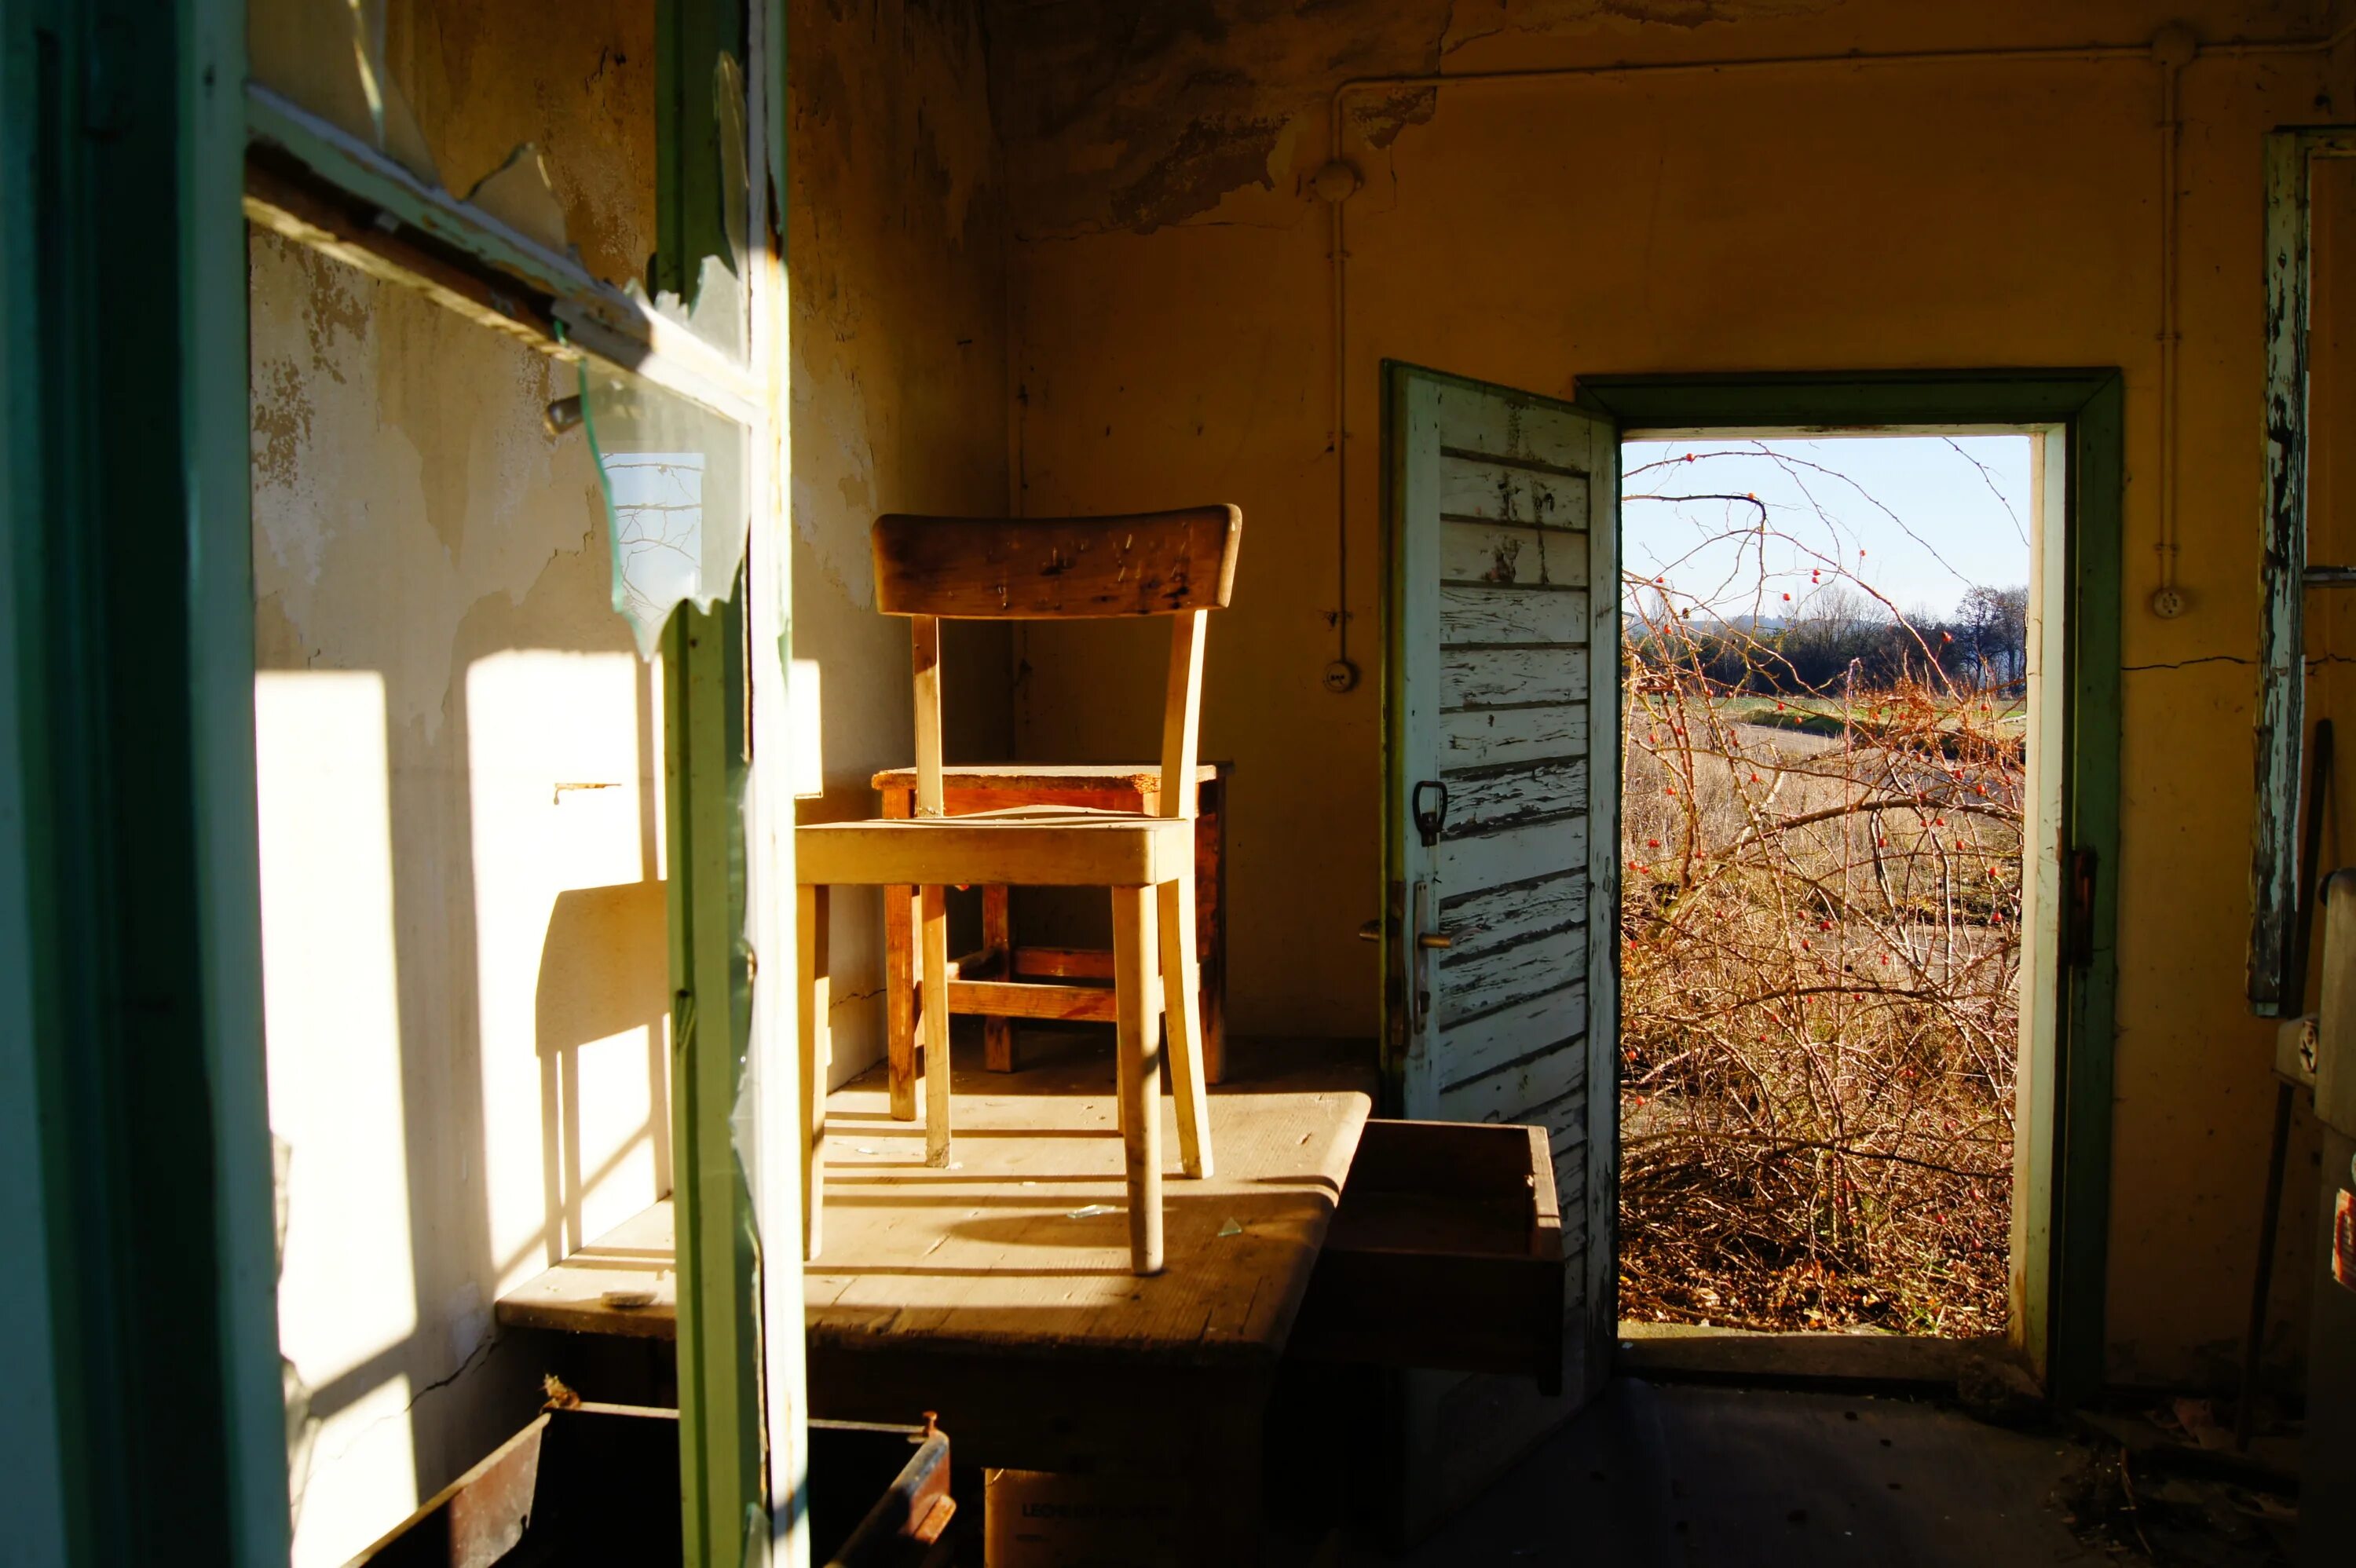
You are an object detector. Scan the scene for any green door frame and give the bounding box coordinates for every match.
[1574,370,2124,1406]
[0,0,290,1560]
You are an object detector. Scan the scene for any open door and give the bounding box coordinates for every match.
[1380,362,1619,1532]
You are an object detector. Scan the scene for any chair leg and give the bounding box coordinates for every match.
[798,884,830,1260]
[1111,886,1164,1275]
[919,883,953,1168]
[982,883,1016,1072]
[1158,875,1213,1180]
[884,883,917,1120]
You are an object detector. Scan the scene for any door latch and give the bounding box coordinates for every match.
[1412,780,1449,848]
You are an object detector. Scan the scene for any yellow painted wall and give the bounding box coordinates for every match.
[791,0,1012,1088]
[990,0,2356,1384]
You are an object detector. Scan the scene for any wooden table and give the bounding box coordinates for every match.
[870,762,1230,1119]
[498,1034,1373,1549]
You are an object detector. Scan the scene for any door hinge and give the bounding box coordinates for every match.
[2066,846,2098,967]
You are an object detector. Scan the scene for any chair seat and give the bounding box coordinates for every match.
[796,808,1191,888]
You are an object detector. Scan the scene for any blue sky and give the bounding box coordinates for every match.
[1619,435,2033,624]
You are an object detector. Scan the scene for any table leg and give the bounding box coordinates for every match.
[1197,780,1227,1085]
[885,883,916,1121]
[982,883,1016,1073]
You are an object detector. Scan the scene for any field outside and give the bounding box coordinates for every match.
[1617,440,2029,1338]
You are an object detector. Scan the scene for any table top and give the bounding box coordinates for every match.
[497,1035,1374,1369]
[870,762,1224,793]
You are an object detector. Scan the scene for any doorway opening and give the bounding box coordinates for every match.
[1614,433,2036,1347]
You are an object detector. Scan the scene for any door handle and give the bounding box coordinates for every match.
[1412,780,1449,848]
[1407,879,1454,1036]
[1362,918,1448,948]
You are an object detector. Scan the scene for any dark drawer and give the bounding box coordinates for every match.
[1288,1119,1565,1394]
[351,1404,956,1567]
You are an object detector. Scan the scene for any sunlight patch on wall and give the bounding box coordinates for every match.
[466,649,668,1280]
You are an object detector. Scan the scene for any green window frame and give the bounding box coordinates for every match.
[0,2,803,1562]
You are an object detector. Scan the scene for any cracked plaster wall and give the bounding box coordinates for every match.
[990,0,2355,1387]
[791,0,1013,1087]
[249,5,670,1563]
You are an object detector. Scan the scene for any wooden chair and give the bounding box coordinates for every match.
[796,505,1242,1276]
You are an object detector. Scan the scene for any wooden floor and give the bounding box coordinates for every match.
[499,1032,1375,1363]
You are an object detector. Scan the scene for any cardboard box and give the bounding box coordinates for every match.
[983,1467,1199,1568]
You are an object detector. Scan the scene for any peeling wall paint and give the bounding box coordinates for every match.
[996,0,2356,1387]
[249,5,667,1561]
[386,0,658,286]
[791,0,1013,1086]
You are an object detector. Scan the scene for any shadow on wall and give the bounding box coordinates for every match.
[535,875,671,1266]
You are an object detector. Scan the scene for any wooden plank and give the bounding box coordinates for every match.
[873,762,1218,791]
[1436,924,1585,1030]
[1440,816,1586,895]
[1444,761,1588,839]
[796,816,1185,889]
[1436,985,1586,1091]
[1441,704,1587,773]
[1556,1153,1587,1215]
[1440,585,1588,646]
[1291,1121,1563,1387]
[871,506,1242,619]
[1442,646,1588,711]
[949,978,1116,1022]
[1439,451,1590,528]
[1439,519,1590,589]
[1440,868,1588,957]
[1434,386,1598,468]
[1438,1043,1585,1127]
[500,1038,1377,1374]
[1542,1102,1590,1154]
[1014,945,1115,979]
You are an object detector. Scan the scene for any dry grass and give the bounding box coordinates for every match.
[1617,603,2023,1337]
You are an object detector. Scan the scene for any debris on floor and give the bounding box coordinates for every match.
[2054,1400,2299,1566]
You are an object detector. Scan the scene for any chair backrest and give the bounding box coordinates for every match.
[869,507,1243,822]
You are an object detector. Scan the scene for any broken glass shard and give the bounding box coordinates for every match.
[580,360,752,660]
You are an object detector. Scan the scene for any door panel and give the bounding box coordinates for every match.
[1383,362,1619,1537]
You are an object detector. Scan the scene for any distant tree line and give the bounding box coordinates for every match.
[1635,583,2029,697]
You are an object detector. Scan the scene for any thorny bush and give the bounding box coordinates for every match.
[1618,469,2023,1338]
